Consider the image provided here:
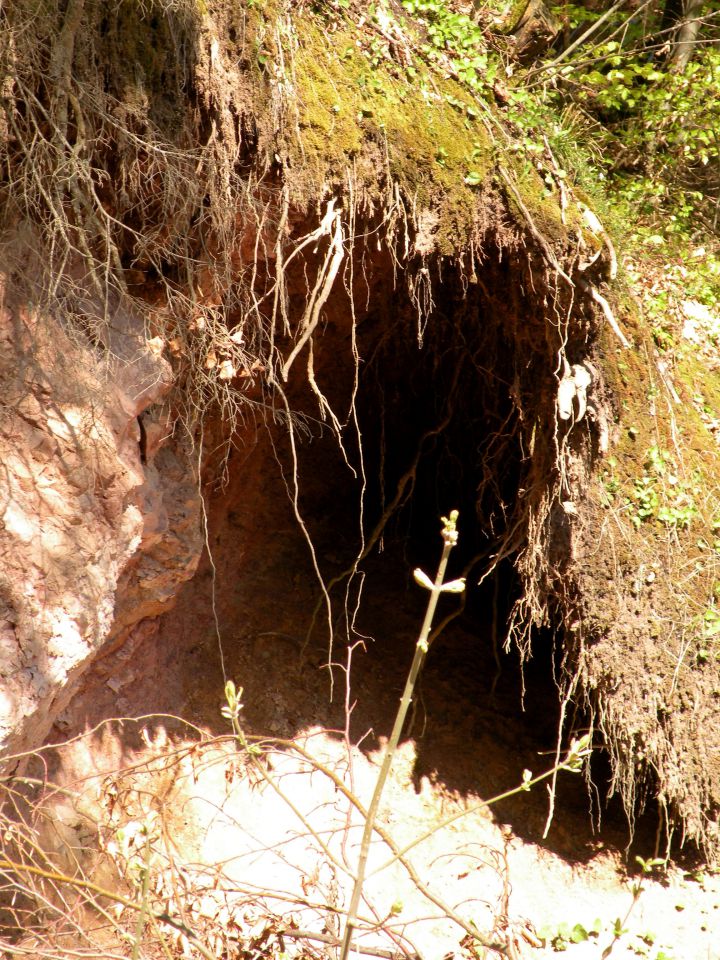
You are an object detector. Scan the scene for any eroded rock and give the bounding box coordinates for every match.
[0,279,202,758]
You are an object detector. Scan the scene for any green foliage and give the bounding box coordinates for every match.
[636,855,667,875]
[601,457,620,505]
[694,586,720,664]
[401,0,498,91]
[626,446,700,531]
[535,5,720,240]
[581,46,720,234]
[550,2,603,29]
[578,48,666,113]
[539,918,601,951]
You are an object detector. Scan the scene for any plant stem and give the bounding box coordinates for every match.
[339,512,460,960]
[131,832,153,960]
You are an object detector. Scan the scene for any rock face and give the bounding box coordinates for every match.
[0,277,202,759]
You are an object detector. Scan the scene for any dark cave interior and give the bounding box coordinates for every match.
[187,244,658,861]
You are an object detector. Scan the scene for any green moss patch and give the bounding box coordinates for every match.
[288,15,531,253]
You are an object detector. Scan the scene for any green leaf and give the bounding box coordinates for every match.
[413,568,434,590]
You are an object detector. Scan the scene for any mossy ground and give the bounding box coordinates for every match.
[278,4,574,252]
[289,16,497,250]
[576,307,720,849]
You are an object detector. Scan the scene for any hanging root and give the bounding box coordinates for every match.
[577,278,630,349]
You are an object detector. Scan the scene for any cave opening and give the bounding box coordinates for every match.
[36,229,661,874]
[170,240,639,860]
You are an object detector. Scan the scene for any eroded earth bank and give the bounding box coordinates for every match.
[2,2,720,958]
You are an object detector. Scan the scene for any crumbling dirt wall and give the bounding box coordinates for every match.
[0,282,202,757]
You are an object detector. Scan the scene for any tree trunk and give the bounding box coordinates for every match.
[665,0,705,71]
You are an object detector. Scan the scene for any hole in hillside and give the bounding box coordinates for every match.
[190,256,643,861]
[289,310,574,850]
[48,245,658,864]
